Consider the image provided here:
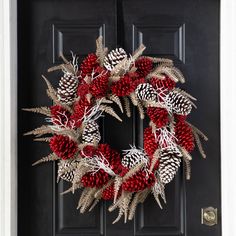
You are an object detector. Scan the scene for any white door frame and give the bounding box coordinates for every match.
[0,0,235,235]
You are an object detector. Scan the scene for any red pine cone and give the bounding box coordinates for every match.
[50,105,71,126]
[80,53,99,77]
[135,57,153,77]
[147,107,169,128]
[175,121,195,152]
[90,67,109,98]
[174,114,187,122]
[50,135,78,160]
[80,145,97,157]
[150,77,176,91]
[131,77,146,91]
[77,83,90,98]
[122,171,156,192]
[102,184,121,200]
[81,169,109,188]
[70,99,91,127]
[144,127,159,156]
[96,144,123,174]
[111,75,134,97]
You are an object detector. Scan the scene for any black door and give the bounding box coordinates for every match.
[18,0,221,236]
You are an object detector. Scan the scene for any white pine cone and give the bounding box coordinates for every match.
[122,148,149,169]
[57,73,78,105]
[165,90,192,115]
[82,121,101,144]
[159,148,182,184]
[58,159,78,182]
[104,48,127,71]
[135,83,158,102]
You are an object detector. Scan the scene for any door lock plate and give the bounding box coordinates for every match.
[201,207,218,226]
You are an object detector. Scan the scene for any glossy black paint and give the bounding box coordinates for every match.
[18,0,221,236]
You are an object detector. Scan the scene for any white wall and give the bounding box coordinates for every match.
[0,0,235,235]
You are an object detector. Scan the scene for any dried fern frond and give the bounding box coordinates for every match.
[32,153,60,166]
[79,188,97,213]
[109,94,123,113]
[149,150,160,172]
[128,191,142,220]
[96,36,108,66]
[187,122,208,141]
[60,183,82,195]
[23,107,51,116]
[77,188,91,209]
[24,125,52,137]
[179,147,192,161]
[99,105,122,122]
[132,44,146,61]
[123,96,131,117]
[137,101,145,119]
[175,88,197,101]
[145,56,173,66]
[33,137,51,142]
[182,155,191,180]
[129,93,138,106]
[109,75,121,83]
[113,176,123,203]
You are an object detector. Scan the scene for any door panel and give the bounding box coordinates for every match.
[18,1,220,236]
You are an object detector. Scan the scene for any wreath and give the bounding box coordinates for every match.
[24,36,207,224]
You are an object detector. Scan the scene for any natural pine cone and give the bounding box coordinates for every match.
[158,147,182,184]
[122,171,156,192]
[135,57,153,77]
[121,149,149,169]
[175,121,195,152]
[82,121,101,144]
[81,169,109,188]
[135,83,158,102]
[165,90,192,115]
[150,76,176,91]
[144,127,159,156]
[80,53,99,77]
[50,135,78,160]
[57,74,78,105]
[147,107,169,128]
[104,48,127,71]
[111,75,134,97]
[57,159,78,182]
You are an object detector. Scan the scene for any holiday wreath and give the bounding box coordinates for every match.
[24,36,207,223]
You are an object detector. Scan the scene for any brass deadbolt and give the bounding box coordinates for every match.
[201,207,218,226]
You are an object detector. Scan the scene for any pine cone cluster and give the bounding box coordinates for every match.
[135,83,158,102]
[104,48,127,71]
[135,57,153,77]
[80,53,98,77]
[122,171,156,192]
[159,148,182,184]
[147,107,169,128]
[82,121,101,144]
[111,75,134,97]
[57,74,78,105]
[165,90,192,115]
[150,77,176,91]
[50,135,78,160]
[175,121,195,152]
[144,127,159,156]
